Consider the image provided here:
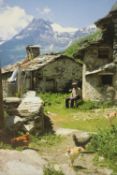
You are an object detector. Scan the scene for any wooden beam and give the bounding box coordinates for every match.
[0,68,4,129]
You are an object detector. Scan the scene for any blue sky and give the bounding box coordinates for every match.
[0,0,116,40]
[5,0,117,27]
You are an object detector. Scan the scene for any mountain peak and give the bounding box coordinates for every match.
[0,18,96,66]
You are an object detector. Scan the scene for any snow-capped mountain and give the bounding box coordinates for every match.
[0,18,96,66]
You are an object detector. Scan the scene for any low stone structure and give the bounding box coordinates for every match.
[4,97,21,116]
[5,91,45,135]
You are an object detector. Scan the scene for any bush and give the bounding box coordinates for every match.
[38,93,114,111]
[43,165,64,175]
[38,93,68,106]
[88,126,117,160]
[78,100,114,111]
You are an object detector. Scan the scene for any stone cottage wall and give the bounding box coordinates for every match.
[82,63,102,101]
[112,67,117,99]
[84,45,113,72]
[112,19,117,100]
[33,58,81,92]
[113,18,117,60]
[83,45,114,101]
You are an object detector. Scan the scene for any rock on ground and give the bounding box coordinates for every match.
[0,149,46,175]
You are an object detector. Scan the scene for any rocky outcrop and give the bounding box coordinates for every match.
[5,91,45,135]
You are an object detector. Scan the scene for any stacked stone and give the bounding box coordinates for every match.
[4,97,21,116]
[113,17,117,62]
[5,91,44,135]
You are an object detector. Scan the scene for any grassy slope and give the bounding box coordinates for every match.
[39,93,117,132]
[39,93,117,173]
[64,29,102,58]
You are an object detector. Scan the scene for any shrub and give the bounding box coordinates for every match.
[77,100,114,111]
[88,125,117,160]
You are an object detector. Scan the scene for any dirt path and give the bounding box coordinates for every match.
[38,129,114,175]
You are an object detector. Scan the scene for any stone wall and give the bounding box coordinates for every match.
[84,45,113,72]
[112,19,117,100]
[82,45,116,101]
[33,58,81,92]
[4,91,45,135]
[2,58,81,96]
[2,73,12,97]
[113,19,117,61]
[83,72,107,101]
[112,68,117,99]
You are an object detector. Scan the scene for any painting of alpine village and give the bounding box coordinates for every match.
[0,1,117,175]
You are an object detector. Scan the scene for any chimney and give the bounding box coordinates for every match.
[26,45,40,60]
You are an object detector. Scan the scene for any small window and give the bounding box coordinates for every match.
[101,75,112,85]
[98,48,109,58]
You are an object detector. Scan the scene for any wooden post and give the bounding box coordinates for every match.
[0,68,4,129]
[17,64,22,97]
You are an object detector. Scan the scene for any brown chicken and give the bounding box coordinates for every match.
[11,132,30,146]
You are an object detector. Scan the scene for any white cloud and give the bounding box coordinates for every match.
[42,7,51,15]
[36,7,52,19]
[51,23,78,33]
[0,6,33,40]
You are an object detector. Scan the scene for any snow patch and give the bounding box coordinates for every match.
[51,23,78,33]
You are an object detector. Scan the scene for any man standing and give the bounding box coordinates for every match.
[65,82,82,108]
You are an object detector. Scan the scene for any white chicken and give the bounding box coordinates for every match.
[66,146,85,166]
[106,111,117,125]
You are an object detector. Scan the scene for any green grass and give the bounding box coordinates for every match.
[88,126,117,173]
[30,134,63,150]
[0,133,63,153]
[39,93,117,132]
[0,142,12,150]
[43,165,64,175]
[64,29,102,58]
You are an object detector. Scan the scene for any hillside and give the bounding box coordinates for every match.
[64,29,102,59]
[0,18,96,66]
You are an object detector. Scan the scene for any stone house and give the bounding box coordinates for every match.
[2,46,81,96]
[75,2,117,101]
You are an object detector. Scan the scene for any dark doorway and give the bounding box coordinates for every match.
[101,75,113,85]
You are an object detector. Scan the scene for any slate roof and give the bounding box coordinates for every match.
[2,54,76,74]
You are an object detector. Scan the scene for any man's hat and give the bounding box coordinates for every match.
[72,82,77,86]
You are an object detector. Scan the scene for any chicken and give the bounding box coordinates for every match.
[72,134,92,148]
[11,132,30,146]
[106,111,117,125]
[67,146,85,166]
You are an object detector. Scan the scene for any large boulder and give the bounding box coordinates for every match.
[6,91,45,135]
[0,149,46,175]
[17,94,44,118]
